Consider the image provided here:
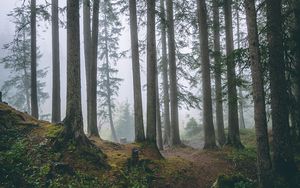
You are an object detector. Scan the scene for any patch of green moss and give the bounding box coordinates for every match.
[240,129,256,147]
[45,125,63,139]
[212,173,256,188]
[226,147,256,163]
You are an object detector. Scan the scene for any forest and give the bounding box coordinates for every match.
[0,0,299,187]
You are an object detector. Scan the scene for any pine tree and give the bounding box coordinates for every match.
[197,0,217,149]
[245,0,273,186]
[167,0,181,146]
[97,0,124,142]
[212,0,226,146]
[51,0,61,123]
[129,0,145,142]
[30,0,38,118]
[266,0,296,176]
[1,7,48,114]
[223,0,243,149]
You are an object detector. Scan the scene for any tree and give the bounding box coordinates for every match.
[245,0,273,186]
[51,0,61,123]
[167,0,181,146]
[212,0,226,146]
[60,0,88,145]
[223,0,243,149]
[156,74,163,150]
[90,0,100,137]
[266,0,296,175]
[236,6,246,129]
[129,0,145,142]
[1,6,48,115]
[293,0,300,141]
[197,0,217,149]
[31,0,38,118]
[83,0,92,135]
[83,0,100,137]
[115,102,135,142]
[184,117,201,137]
[146,0,157,143]
[98,0,123,142]
[160,0,171,146]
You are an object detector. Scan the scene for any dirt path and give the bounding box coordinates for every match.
[161,147,234,188]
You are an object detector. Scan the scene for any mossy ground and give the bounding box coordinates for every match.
[1,103,300,187]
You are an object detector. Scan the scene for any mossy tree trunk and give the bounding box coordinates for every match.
[61,0,90,146]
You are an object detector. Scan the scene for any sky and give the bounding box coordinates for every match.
[0,0,203,136]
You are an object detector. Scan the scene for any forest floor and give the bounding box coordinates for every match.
[1,103,299,188]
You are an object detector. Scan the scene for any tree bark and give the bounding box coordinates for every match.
[104,14,118,142]
[22,29,31,113]
[197,0,217,149]
[166,0,181,146]
[160,0,171,146]
[62,0,89,146]
[293,0,300,141]
[236,8,245,129]
[90,0,100,137]
[83,0,92,135]
[245,1,273,187]
[223,0,243,149]
[212,0,226,146]
[30,0,39,118]
[146,0,157,143]
[51,0,61,123]
[156,73,163,150]
[266,0,296,175]
[129,0,145,142]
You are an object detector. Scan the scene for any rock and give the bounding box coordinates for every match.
[120,137,127,144]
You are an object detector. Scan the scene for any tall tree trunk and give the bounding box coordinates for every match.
[22,29,31,113]
[83,0,92,135]
[212,0,226,146]
[146,0,157,143]
[62,0,89,146]
[51,0,61,123]
[129,0,145,142]
[104,15,118,142]
[156,74,163,150]
[236,8,245,129]
[160,0,171,146]
[197,0,217,149]
[223,0,243,149]
[266,0,296,175]
[293,0,300,141]
[245,1,273,187]
[90,0,100,137]
[30,0,38,118]
[166,0,181,146]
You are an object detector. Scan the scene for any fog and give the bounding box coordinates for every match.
[0,0,205,138]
